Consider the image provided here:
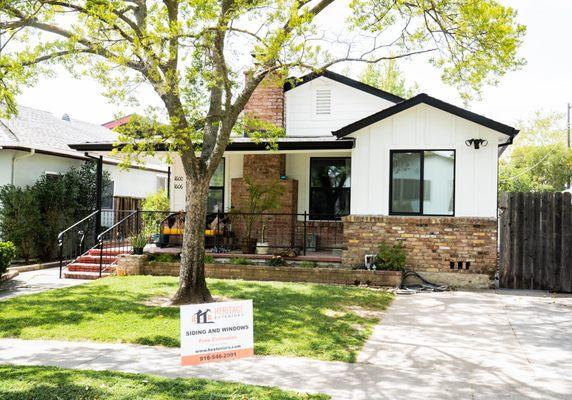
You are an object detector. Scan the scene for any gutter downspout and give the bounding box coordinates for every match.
[11,148,35,185]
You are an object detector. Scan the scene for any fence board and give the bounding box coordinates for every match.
[560,193,572,293]
[499,192,572,292]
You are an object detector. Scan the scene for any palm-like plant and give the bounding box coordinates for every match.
[233,177,283,253]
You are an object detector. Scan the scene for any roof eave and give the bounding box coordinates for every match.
[332,94,519,139]
[68,138,356,152]
[284,70,405,104]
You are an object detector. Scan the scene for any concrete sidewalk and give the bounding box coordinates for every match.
[0,267,88,300]
[1,290,571,399]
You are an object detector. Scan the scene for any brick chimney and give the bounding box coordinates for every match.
[243,72,284,128]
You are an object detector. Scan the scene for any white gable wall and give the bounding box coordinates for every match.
[350,103,501,218]
[285,77,396,137]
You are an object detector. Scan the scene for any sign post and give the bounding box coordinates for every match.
[180,300,254,366]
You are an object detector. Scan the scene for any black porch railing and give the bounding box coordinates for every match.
[59,209,346,278]
[57,209,166,278]
[159,211,346,255]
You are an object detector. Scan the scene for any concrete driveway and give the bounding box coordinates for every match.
[0,285,570,399]
[358,290,572,399]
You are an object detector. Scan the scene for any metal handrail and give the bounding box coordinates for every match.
[97,210,138,242]
[57,210,99,245]
[58,210,100,279]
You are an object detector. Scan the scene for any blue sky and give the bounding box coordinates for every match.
[16,0,572,129]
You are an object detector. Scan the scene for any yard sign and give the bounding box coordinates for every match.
[180,300,254,365]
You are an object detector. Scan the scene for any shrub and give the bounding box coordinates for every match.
[375,242,407,271]
[204,254,215,264]
[266,255,286,267]
[231,257,250,265]
[0,161,111,262]
[0,185,40,263]
[141,190,170,236]
[299,261,318,269]
[0,241,16,275]
[148,253,180,263]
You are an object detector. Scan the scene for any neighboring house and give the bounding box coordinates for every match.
[0,106,168,217]
[69,70,519,284]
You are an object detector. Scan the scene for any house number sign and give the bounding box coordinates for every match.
[180,300,254,365]
[174,176,184,190]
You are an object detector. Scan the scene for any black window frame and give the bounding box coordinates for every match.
[389,149,456,216]
[207,158,225,213]
[309,156,351,220]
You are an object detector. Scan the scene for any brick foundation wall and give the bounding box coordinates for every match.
[142,261,402,287]
[342,215,497,275]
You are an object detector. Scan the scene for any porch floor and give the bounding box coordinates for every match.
[147,247,342,264]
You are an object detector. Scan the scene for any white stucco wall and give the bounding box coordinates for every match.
[349,103,503,218]
[105,164,167,198]
[284,76,395,137]
[0,149,167,200]
[0,151,15,187]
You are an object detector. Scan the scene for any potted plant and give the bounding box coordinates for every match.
[129,233,147,255]
[233,176,282,254]
[256,222,269,255]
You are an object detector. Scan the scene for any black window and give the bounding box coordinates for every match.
[309,158,351,220]
[207,159,224,213]
[390,150,455,216]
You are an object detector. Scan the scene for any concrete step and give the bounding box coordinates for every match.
[67,263,116,273]
[63,271,112,280]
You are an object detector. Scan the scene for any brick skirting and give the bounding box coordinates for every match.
[138,260,401,287]
[342,215,498,275]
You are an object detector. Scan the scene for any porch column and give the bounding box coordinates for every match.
[95,155,103,237]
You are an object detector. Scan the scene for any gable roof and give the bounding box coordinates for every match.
[102,114,134,130]
[283,70,405,103]
[0,105,116,158]
[332,93,519,139]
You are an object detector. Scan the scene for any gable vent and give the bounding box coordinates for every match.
[315,89,331,115]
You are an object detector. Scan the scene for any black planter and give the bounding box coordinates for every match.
[133,247,144,255]
[241,238,257,254]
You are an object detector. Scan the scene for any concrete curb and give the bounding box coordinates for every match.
[0,270,19,283]
[8,261,60,273]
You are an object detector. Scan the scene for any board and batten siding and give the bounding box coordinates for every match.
[284,76,395,137]
[349,103,502,218]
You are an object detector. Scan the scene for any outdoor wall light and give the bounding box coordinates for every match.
[465,138,488,149]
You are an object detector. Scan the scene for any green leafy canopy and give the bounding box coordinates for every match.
[1,0,525,167]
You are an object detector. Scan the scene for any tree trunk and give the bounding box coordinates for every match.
[170,174,213,305]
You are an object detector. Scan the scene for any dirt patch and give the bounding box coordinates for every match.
[322,309,346,318]
[345,305,384,320]
[142,294,240,308]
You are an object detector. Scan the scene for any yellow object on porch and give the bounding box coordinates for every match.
[162,227,184,235]
[162,227,222,236]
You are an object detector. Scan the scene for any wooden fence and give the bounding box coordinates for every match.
[499,192,572,292]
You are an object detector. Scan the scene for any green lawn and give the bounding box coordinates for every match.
[0,365,328,400]
[0,276,393,362]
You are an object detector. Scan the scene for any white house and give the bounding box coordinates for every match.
[0,106,169,213]
[69,70,518,283]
